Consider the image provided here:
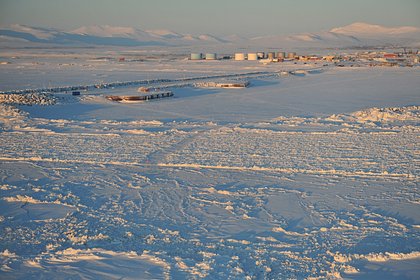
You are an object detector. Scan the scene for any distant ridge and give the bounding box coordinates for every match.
[0,24,226,47]
[1,22,419,48]
[248,22,420,48]
[330,22,420,36]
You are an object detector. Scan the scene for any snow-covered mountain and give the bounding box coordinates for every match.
[249,32,362,48]
[0,24,160,46]
[146,29,183,40]
[0,24,226,47]
[3,24,60,40]
[249,23,420,48]
[70,25,149,39]
[327,22,420,47]
[330,22,420,36]
[0,22,419,48]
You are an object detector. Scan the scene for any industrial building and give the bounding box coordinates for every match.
[234,53,246,61]
[205,53,217,60]
[257,52,265,59]
[229,51,297,62]
[277,52,286,59]
[190,50,300,62]
[247,53,258,60]
[190,53,202,60]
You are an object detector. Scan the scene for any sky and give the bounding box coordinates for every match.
[0,0,419,37]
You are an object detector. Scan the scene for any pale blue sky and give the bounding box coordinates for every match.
[1,0,419,36]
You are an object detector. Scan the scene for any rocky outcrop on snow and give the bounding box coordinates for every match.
[0,92,57,106]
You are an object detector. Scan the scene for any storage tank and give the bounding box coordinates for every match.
[257,52,265,59]
[267,52,275,60]
[190,53,202,60]
[277,52,286,59]
[288,52,296,59]
[247,53,258,60]
[234,53,245,61]
[205,53,217,60]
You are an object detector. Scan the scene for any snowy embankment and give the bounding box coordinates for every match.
[0,70,280,95]
[328,106,420,123]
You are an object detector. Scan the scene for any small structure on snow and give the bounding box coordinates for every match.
[106,91,173,102]
[194,81,249,89]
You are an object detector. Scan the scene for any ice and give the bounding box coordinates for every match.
[0,48,419,279]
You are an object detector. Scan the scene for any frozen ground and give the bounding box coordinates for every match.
[0,50,419,279]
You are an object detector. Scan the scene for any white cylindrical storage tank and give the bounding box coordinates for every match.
[234,53,245,61]
[247,53,258,60]
[205,53,217,60]
[267,52,275,60]
[257,52,265,59]
[288,52,296,59]
[277,52,286,59]
[190,53,202,60]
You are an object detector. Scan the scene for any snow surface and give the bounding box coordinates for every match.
[0,49,419,279]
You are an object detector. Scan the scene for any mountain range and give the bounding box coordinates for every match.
[1,22,419,48]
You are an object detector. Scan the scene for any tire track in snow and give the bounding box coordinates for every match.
[146,132,201,164]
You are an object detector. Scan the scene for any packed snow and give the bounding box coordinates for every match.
[0,48,419,279]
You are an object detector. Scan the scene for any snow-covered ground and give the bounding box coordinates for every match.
[0,49,419,279]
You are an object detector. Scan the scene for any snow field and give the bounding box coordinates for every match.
[0,53,419,279]
[1,104,419,279]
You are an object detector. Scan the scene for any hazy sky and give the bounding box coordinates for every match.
[1,0,419,36]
